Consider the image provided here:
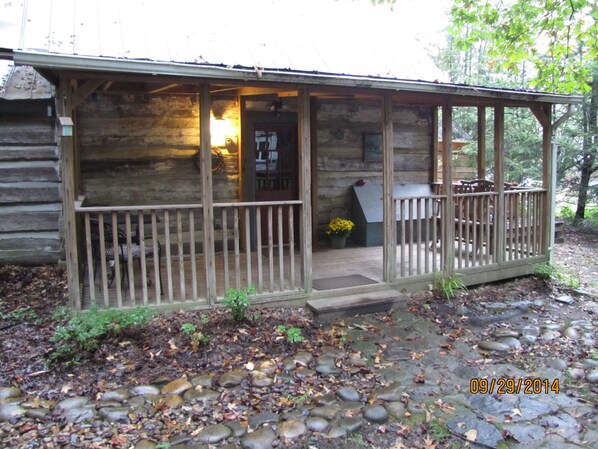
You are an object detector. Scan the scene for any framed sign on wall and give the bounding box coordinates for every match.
[363,132,383,161]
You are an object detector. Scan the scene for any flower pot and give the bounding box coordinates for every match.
[330,234,348,249]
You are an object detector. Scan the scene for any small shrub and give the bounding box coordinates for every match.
[181,322,197,334]
[180,322,209,351]
[0,306,38,322]
[433,272,466,300]
[200,313,210,324]
[50,306,153,364]
[222,286,256,322]
[276,325,305,343]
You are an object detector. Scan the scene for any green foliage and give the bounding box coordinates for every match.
[155,443,171,449]
[200,313,210,324]
[50,306,153,364]
[180,322,197,334]
[429,418,451,441]
[180,322,209,350]
[433,272,466,300]
[557,206,576,221]
[1,306,38,322]
[222,285,256,322]
[533,262,581,289]
[277,325,305,343]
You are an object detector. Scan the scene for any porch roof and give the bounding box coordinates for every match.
[0,0,582,106]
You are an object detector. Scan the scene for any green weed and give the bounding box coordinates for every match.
[222,285,256,322]
[533,262,581,289]
[276,325,305,343]
[433,271,466,300]
[1,306,38,322]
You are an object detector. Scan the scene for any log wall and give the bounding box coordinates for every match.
[315,99,433,239]
[78,93,239,205]
[0,99,62,263]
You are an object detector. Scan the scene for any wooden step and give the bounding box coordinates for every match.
[307,291,407,322]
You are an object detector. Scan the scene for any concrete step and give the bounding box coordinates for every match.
[307,290,407,322]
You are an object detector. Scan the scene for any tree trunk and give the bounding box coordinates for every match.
[575,64,597,221]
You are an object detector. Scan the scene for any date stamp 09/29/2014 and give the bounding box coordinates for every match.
[469,377,560,395]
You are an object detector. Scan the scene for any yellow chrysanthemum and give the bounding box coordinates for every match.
[326,217,355,236]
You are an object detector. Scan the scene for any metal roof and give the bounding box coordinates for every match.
[0,0,582,105]
[0,61,53,99]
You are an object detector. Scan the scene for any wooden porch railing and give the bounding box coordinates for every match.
[75,199,303,310]
[394,188,547,279]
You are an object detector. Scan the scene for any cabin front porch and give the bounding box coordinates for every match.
[75,183,548,311]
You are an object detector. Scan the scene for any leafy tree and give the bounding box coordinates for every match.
[448,0,597,220]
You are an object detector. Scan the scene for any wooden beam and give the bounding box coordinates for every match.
[531,106,550,128]
[541,105,554,260]
[298,88,313,294]
[200,83,217,303]
[310,97,319,247]
[553,104,576,129]
[102,81,114,92]
[71,79,103,109]
[442,103,455,273]
[477,107,486,179]
[149,83,181,94]
[431,107,439,183]
[383,94,396,282]
[57,75,81,310]
[238,87,298,97]
[494,106,506,265]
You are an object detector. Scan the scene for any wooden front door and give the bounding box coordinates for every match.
[253,123,298,243]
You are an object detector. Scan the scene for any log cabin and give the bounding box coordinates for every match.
[0,0,581,312]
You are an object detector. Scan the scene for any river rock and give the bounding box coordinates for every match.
[251,371,273,387]
[278,420,307,440]
[372,384,402,401]
[219,370,246,387]
[224,420,247,438]
[293,351,314,366]
[198,424,233,443]
[568,368,585,380]
[56,396,90,411]
[134,440,157,449]
[385,401,406,417]
[494,328,519,338]
[0,387,21,402]
[130,385,161,397]
[249,412,280,429]
[585,369,598,384]
[161,378,192,395]
[310,406,340,420]
[191,374,214,388]
[563,327,581,340]
[101,389,130,403]
[338,417,362,432]
[327,426,347,438]
[519,335,537,345]
[540,330,561,341]
[320,346,345,358]
[478,341,510,352]
[448,415,504,447]
[546,358,568,371]
[363,404,389,423]
[183,388,220,403]
[498,337,522,349]
[62,406,96,423]
[521,325,541,336]
[255,359,278,375]
[163,394,184,408]
[315,364,341,375]
[0,403,25,421]
[337,387,360,402]
[99,407,130,423]
[306,417,330,432]
[241,427,276,449]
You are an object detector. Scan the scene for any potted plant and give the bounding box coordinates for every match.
[326,217,355,249]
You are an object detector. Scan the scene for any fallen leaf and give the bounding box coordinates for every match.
[464,428,477,441]
[511,408,522,417]
[423,435,437,449]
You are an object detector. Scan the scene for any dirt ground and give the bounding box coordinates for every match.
[0,226,596,448]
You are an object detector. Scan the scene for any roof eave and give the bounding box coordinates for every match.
[13,50,583,105]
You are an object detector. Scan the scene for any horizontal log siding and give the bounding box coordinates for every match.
[0,98,62,263]
[78,93,239,206]
[316,100,432,240]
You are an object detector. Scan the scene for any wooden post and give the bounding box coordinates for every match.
[382,94,396,282]
[441,104,455,273]
[431,107,439,183]
[298,88,312,294]
[310,97,319,247]
[58,75,81,310]
[541,106,554,260]
[477,107,486,180]
[200,84,217,303]
[494,106,506,265]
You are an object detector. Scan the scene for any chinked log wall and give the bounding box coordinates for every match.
[0,99,62,263]
[315,100,432,240]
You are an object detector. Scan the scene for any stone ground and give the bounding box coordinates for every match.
[0,229,597,449]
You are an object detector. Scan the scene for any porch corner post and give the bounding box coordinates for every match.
[441,103,455,274]
[298,88,313,294]
[200,83,217,303]
[382,94,396,282]
[494,106,506,265]
[58,75,81,310]
[541,106,554,261]
[477,107,486,179]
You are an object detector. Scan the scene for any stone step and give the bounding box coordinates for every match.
[307,291,406,322]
